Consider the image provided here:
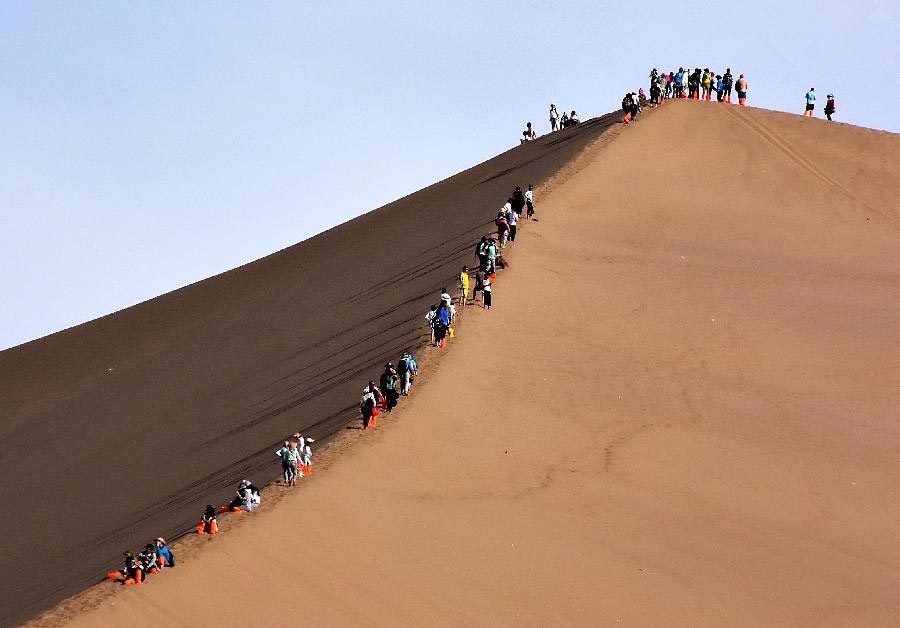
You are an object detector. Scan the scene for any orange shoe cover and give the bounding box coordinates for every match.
[106,571,123,580]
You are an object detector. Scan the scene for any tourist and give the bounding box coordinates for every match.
[458,266,470,306]
[736,74,748,105]
[525,184,535,219]
[825,94,836,121]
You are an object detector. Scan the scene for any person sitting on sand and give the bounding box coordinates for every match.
[155,537,175,568]
[521,121,536,143]
[138,543,159,575]
[568,110,580,124]
[107,551,142,584]
[197,504,218,534]
[123,551,143,585]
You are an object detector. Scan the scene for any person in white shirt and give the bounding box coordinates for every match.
[506,203,518,241]
[525,184,535,219]
[549,104,559,131]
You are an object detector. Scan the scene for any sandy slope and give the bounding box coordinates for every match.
[33,102,900,626]
[0,112,622,626]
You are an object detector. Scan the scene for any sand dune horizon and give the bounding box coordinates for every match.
[8,101,900,627]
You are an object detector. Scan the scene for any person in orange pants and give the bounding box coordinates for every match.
[197,504,218,534]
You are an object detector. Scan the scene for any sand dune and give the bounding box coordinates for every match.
[0,113,622,626]
[18,101,900,627]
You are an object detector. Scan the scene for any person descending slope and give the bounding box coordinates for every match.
[735,74,748,105]
[825,93,836,121]
[804,87,816,117]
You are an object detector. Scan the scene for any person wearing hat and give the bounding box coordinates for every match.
[804,87,816,117]
[825,93,836,121]
[549,104,559,131]
[155,537,176,568]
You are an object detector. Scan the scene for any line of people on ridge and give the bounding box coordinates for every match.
[803,88,837,121]
[105,538,176,586]
[102,182,540,589]
[359,352,419,429]
[645,67,749,106]
[522,106,580,142]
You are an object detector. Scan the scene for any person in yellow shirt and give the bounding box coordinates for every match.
[458,266,470,306]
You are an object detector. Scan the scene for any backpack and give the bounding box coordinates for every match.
[622,94,633,109]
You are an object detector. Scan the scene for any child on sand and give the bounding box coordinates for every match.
[825,94,836,121]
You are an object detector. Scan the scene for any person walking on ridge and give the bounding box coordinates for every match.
[804,87,816,117]
[735,74,748,105]
[825,93,836,121]
[549,104,559,131]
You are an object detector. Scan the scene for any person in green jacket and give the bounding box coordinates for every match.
[276,440,302,486]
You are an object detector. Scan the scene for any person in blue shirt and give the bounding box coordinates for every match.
[674,68,684,98]
[804,87,816,117]
[715,75,724,101]
[155,537,176,568]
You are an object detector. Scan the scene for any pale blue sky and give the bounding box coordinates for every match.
[2,0,898,349]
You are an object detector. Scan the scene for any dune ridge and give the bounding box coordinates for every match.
[42,100,900,627]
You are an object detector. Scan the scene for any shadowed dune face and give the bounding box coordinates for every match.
[55,101,900,628]
[0,114,621,626]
